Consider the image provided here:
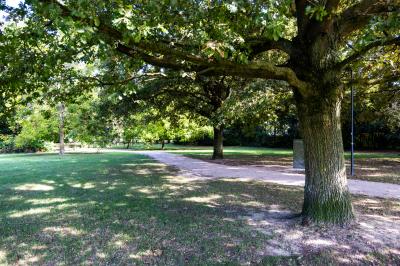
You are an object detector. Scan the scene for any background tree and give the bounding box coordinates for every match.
[137,75,234,159]
[222,79,299,146]
[94,70,237,158]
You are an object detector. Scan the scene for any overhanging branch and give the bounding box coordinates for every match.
[245,37,294,57]
[115,43,196,72]
[335,36,400,70]
[37,0,310,95]
[336,0,400,39]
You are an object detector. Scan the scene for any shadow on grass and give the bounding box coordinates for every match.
[0,153,398,265]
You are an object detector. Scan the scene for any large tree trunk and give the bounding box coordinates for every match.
[212,125,223,159]
[296,92,354,224]
[58,102,65,156]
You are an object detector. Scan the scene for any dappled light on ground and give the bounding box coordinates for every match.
[183,194,222,207]
[0,152,399,264]
[9,207,52,218]
[69,182,96,189]
[43,226,82,236]
[14,183,54,191]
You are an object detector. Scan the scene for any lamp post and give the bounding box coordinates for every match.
[349,68,355,176]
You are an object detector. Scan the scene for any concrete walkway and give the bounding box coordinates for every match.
[106,150,400,199]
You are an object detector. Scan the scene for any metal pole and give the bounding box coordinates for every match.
[350,69,355,176]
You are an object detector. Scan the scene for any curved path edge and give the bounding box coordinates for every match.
[104,149,400,200]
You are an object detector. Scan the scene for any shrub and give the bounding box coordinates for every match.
[0,135,16,153]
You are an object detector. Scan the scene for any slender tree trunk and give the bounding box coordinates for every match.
[58,102,65,156]
[296,92,354,224]
[212,125,223,159]
[161,139,165,150]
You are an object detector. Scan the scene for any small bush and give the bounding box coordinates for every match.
[0,135,16,153]
[14,134,47,152]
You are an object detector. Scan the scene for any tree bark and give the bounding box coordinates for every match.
[296,92,354,224]
[161,139,165,150]
[58,102,65,156]
[212,125,224,159]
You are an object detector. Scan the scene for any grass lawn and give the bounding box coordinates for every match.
[0,153,399,265]
[166,146,400,185]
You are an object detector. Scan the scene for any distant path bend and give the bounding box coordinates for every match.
[105,149,400,200]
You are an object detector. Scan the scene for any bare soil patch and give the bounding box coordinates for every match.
[242,195,400,265]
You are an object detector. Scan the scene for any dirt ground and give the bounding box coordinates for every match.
[201,156,400,185]
[175,169,400,265]
[240,195,400,265]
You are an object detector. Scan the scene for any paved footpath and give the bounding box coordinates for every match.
[105,149,400,200]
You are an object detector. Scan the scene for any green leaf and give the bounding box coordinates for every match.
[94,17,100,27]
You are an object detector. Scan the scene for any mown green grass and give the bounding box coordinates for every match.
[0,153,277,265]
[0,153,398,265]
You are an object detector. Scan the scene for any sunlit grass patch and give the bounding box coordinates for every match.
[8,207,53,218]
[42,226,82,236]
[14,183,54,191]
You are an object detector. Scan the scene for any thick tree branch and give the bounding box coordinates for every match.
[117,42,310,95]
[197,62,310,96]
[245,37,294,56]
[37,0,310,95]
[336,0,400,39]
[335,36,400,70]
[115,43,197,72]
[116,42,309,93]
